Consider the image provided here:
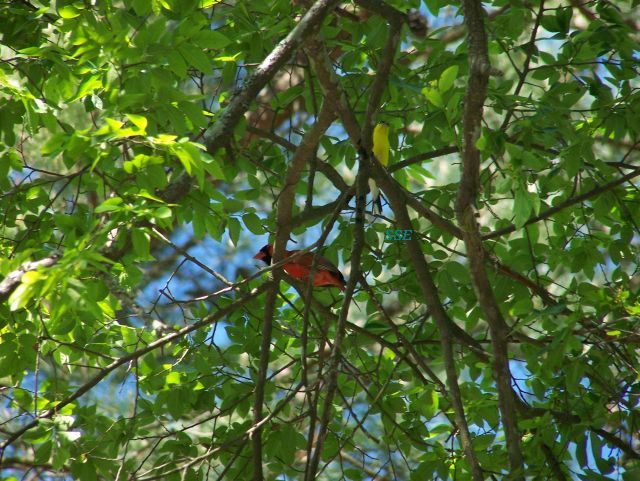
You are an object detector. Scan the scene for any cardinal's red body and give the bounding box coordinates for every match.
[253,244,346,291]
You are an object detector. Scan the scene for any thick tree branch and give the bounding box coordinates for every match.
[456,0,524,476]
[370,159,484,480]
[207,0,341,155]
[354,0,406,25]
[301,28,380,477]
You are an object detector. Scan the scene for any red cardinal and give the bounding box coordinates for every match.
[253,244,346,291]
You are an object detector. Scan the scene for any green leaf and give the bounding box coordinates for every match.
[71,459,97,481]
[438,65,458,93]
[71,74,102,102]
[58,5,81,18]
[125,113,148,133]
[510,296,533,316]
[8,270,45,311]
[513,183,532,228]
[541,15,561,33]
[242,212,264,234]
[132,0,152,15]
[154,206,173,221]
[562,144,582,178]
[227,217,241,246]
[557,6,573,32]
[131,230,151,258]
[136,189,165,203]
[124,154,164,173]
[165,371,181,386]
[95,197,124,213]
[203,156,224,179]
[179,101,208,129]
[445,261,470,283]
[34,440,52,464]
[41,133,67,156]
[417,389,439,418]
[322,432,339,460]
[167,51,188,77]
[173,145,196,175]
[193,29,231,49]
[422,87,443,108]
[177,44,212,73]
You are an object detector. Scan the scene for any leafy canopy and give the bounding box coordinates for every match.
[1,0,640,480]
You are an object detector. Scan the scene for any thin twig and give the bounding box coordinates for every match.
[0,282,272,459]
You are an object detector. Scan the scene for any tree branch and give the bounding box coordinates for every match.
[246,125,349,191]
[540,442,569,481]
[388,146,459,173]
[354,0,406,25]
[484,166,640,240]
[456,0,524,476]
[304,134,367,481]
[2,0,342,307]
[306,38,361,147]
[361,13,402,145]
[252,102,335,481]
[592,427,640,460]
[0,281,272,458]
[0,255,59,303]
[301,28,374,478]
[370,158,484,480]
[207,0,341,155]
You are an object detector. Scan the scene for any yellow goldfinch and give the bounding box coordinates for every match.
[369,122,390,215]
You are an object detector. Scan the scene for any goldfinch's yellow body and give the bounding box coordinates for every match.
[372,123,390,167]
[369,122,390,215]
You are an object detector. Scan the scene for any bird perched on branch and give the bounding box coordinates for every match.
[253,244,346,291]
[369,122,390,215]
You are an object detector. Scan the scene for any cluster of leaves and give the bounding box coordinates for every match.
[1,0,640,480]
